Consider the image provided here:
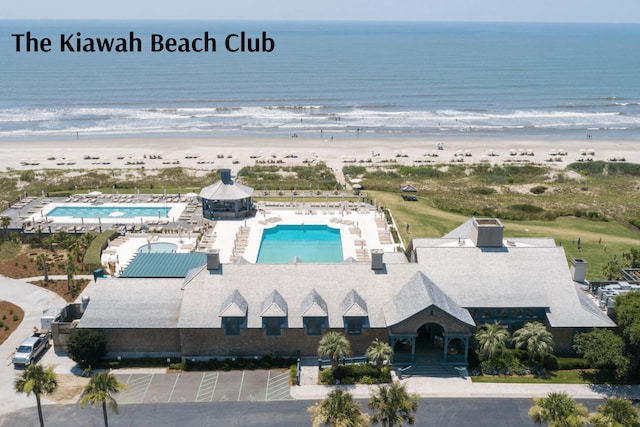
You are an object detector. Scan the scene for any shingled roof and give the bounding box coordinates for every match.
[385,272,474,327]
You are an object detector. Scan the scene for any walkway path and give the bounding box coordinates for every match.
[0,275,68,416]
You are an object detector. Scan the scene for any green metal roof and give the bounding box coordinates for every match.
[121,253,207,278]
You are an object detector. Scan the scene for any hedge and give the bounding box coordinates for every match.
[83,229,118,266]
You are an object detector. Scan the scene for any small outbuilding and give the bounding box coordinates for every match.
[199,169,254,219]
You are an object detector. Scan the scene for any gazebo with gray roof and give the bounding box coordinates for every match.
[199,169,254,219]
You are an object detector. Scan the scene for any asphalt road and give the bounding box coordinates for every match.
[0,398,604,427]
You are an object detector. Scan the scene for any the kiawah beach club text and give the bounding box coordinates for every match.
[11,31,275,53]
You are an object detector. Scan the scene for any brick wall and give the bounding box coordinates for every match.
[180,327,388,358]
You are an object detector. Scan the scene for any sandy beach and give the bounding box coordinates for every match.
[1,136,638,174]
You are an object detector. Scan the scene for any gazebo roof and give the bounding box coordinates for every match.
[199,169,253,201]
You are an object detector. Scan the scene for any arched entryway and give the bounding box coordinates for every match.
[390,322,470,366]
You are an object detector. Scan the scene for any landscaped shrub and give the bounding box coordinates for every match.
[67,328,107,369]
[542,354,558,371]
[318,364,391,385]
[469,186,496,195]
[556,357,591,370]
[480,351,524,376]
[530,185,547,194]
[319,369,335,385]
[84,230,118,266]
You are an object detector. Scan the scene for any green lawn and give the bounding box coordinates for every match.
[369,190,640,281]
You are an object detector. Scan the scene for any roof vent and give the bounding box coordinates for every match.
[207,249,220,270]
[570,258,588,283]
[371,249,384,270]
[220,169,232,184]
[471,218,504,247]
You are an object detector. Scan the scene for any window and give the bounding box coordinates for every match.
[304,317,325,335]
[223,317,243,336]
[344,317,366,335]
[512,308,523,319]
[481,308,492,319]
[263,317,284,336]
[498,308,509,318]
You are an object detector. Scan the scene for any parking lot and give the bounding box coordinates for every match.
[114,370,292,404]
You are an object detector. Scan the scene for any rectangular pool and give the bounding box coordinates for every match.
[46,205,172,219]
[256,224,343,263]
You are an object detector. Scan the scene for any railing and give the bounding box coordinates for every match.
[317,356,369,370]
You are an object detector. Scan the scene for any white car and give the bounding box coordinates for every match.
[12,333,50,367]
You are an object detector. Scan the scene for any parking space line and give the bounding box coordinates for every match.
[195,372,218,403]
[118,374,154,404]
[265,371,293,401]
[237,371,245,401]
[167,374,180,403]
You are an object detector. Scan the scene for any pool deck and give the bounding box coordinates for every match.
[201,202,399,264]
[3,195,400,274]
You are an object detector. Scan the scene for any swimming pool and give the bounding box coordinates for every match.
[138,242,178,253]
[256,224,343,263]
[47,206,172,219]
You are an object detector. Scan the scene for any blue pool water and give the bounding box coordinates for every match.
[47,205,172,219]
[257,225,343,263]
[138,242,178,253]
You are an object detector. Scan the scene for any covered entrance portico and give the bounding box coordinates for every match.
[390,322,471,365]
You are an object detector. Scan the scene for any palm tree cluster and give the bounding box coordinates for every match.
[318,333,393,374]
[15,365,127,427]
[475,321,554,366]
[308,382,419,427]
[530,392,640,427]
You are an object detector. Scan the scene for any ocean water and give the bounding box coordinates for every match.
[0,20,639,140]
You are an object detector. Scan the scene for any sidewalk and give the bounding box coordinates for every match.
[291,365,640,401]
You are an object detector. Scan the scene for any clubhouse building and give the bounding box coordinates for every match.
[77,216,615,366]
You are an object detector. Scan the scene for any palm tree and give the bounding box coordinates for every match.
[318,332,351,373]
[14,364,58,427]
[512,322,554,364]
[602,255,623,280]
[365,338,393,369]
[308,389,370,427]
[66,254,76,292]
[36,253,50,283]
[79,372,128,427]
[474,321,510,361]
[1,215,11,239]
[528,391,588,427]
[589,397,640,427]
[368,382,419,427]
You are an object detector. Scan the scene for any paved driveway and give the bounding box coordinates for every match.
[114,370,292,404]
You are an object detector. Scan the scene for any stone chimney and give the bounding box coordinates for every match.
[371,249,384,271]
[471,218,504,248]
[207,249,221,270]
[220,169,232,184]
[570,258,588,282]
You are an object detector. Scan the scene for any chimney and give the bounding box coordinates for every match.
[371,249,384,271]
[207,249,221,270]
[471,218,504,247]
[570,258,588,282]
[220,169,232,184]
